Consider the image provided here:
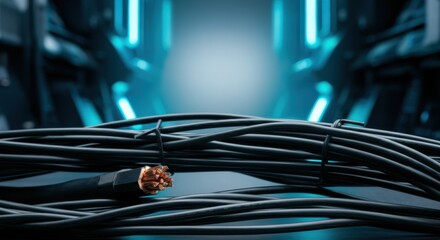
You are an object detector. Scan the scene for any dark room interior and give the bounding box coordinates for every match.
[0,0,439,239]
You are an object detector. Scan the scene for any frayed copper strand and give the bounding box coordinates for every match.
[138,165,173,194]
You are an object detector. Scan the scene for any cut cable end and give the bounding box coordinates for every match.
[138,165,173,195]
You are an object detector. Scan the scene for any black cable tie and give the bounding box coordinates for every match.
[318,119,365,186]
[135,119,172,174]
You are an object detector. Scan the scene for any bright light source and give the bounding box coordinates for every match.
[292,58,312,72]
[272,0,283,52]
[128,0,139,47]
[162,34,280,115]
[315,81,333,95]
[321,0,331,36]
[112,81,129,95]
[117,97,136,120]
[114,0,123,35]
[73,96,102,126]
[162,0,172,51]
[348,92,377,124]
[308,96,329,122]
[306,0,318,48]
[134,58,150,71]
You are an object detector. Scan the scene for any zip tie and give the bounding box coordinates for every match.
[318,119,365,186]
[135,119,172,174]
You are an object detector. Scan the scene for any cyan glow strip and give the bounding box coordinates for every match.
[73,94,103,126]
[292,58,312,72]
[308,96,329,122]
[162,0,172,51]
[305,0,318,48]
[272,0,283,51]
[112,81,129,95]
[347,92,377,123]
[128,0,139,47]
[118,97,136,120]
[134,58,151,71]
[321,0,331,36]
[114,0,123,35]
[315,81,333,95]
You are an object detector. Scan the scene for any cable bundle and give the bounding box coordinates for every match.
[0,113,439,237]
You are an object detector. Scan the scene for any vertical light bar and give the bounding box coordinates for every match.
[128,0,139,47]
[162,0,172,51]
[308,96,329,122]
[321,0,331,36]
[114,0,123,35]
[272,0,283,52]
[347,91,377,124]
[117,97,136,120]
[306,0,318,48]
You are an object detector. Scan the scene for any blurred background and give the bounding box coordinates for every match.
[1,1,440,239]
[0,0,439,135]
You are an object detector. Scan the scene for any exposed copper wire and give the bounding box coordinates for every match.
[138,165,173,194]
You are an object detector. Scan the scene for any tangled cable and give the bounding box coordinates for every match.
[0,113,439,237]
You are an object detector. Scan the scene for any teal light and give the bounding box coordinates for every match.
[305,0,318,48]
[420,110,430,123]
[292,58,312,72]
[307,159,321,163]
[321,0,331,36]
[73,96,102,126]
[162,0,172,51]
[272,0,283,52]
[118,97,136,120]
[153,96,167,115]
[114,0,123,35]
[308,96,329,122]
[315,81,333,95]
[128,0,139,47]
[321,34,339,52]
[112,81,129,95]
[134,58,150,71]
[348,92,377,124]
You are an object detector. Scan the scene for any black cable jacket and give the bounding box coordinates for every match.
[80,219,436,235]
[219,185,357,199]
[161,122,440,173]
[168,138,440,197]
[155,194,440,219]
[158,128,440,196]
[92,113,255,129]
[4,194,439,228]
[247,171,432,200]
[172,193,276,201]
[19,199,245,229]
[174,209,440,229]
[217,135,438,191]
[0,207,20,214]
[225,133,440,182]
[0,176,106,203]
[35,185,352,209]
[0,128,137,139]
[0,155,434,198]
[0,158,434,201]
[0,199,90,217]
[0,213,77,223]
[156,117,440,149]
[40,198,437,229]
[1,114,440,237]
[3,219,367,236]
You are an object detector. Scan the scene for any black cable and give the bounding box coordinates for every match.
[0,113,439,237]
